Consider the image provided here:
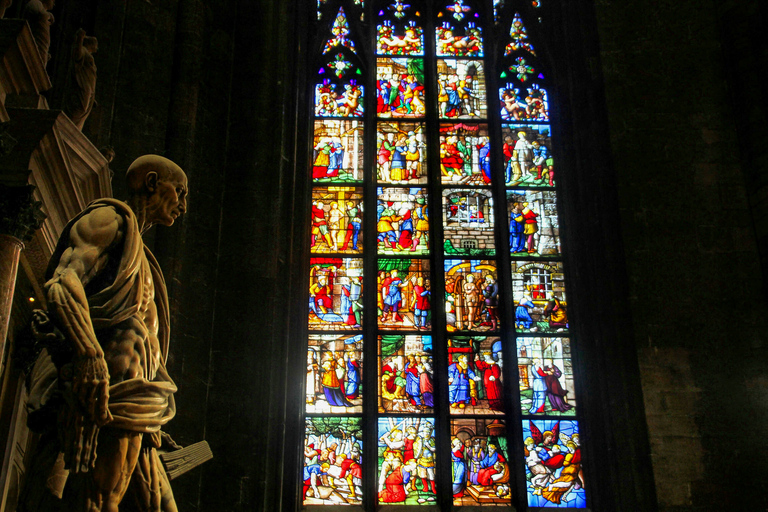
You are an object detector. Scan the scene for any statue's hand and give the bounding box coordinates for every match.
[31,309,62,344]
[72,356,112,426]
[160,431,182,451]
[64,408,101,473]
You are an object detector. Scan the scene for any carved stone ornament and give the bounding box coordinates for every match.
[0,183,46,241]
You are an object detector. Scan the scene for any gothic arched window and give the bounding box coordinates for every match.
[303,1,587,508]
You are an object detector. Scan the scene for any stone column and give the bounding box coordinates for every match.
[0,183,45,377]
[0,234,23,371]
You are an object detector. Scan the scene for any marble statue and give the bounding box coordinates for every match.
[22,0,55,64]
[66,28,98,130]
[20,155,188,511]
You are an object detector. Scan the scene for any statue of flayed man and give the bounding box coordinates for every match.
[20,155,188,511]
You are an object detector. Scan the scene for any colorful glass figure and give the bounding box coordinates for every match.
[447,336,503,415]
[377,417,437,504]
[307,334,363,414]
[507,190,560,256]
[376,123,427,184]
[525,84,548,120]
[436,22,483,57]
[315,81,364,117]
[324,8,357,54]
[444,260,500,332]
[313,119,364,183]
[498,83,548,121]
[522,420,586,508]
[439,123,491,185]
[309,257,363,330]
[511,261,568,334]
[376,58,426,118]
[377,188,430,254]
[517,336,576,416]
[501,124,554,186]
[377,20,424,56]
[377,258,431,329]
[311,187,364,254]
[303,417,364,505]
[379,335,434,413]
[451,418,511,505]
[437,59,487,119]
[442,189,496,256]
[504,13,536,56]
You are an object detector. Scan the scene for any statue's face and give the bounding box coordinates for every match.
[150,170,188,227]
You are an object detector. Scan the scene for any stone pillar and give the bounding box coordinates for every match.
[0,183,45,378]
[0,234,22,374]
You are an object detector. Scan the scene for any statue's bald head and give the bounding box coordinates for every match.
[126,155,185,194]
[125,155,188,228]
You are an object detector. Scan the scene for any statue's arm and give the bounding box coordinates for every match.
[46,206,123,424]
[72,28,86,62]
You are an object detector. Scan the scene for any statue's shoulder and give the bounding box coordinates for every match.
[70,199,132,240]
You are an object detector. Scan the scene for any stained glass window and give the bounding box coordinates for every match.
[303,1,588,508]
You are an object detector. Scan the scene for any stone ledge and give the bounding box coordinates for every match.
[2,108,111,254]
[0,19,51,107]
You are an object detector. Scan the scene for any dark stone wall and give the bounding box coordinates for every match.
[594,0,768,509]
[10,0,767,509]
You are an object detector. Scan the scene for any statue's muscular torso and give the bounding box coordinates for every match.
[49,204,163,384]
[102,264,162,384]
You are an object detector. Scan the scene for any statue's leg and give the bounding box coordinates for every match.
[64,428,142,512]
[124,446,177,512]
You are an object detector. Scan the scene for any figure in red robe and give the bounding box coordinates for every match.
[475,353,503,411]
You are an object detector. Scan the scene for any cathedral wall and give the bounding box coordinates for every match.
[594,0,768,509]
[3,0,765,509]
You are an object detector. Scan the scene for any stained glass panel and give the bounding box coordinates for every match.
[376,58,427,118]
[451,418,511,505]
[377,20,424,56]
[444,259,500,332]
[306,1,590,507]
[442,188,496,256]
[502,123,554,186]
[498,83,548,121]
[303,416,364,505]
[447,336,503,414]
[378,335,434,413]
[315,81,364,117]
[377,187,430,254]
[313,120,364,183]
[511,260,568,334]
[522,420,586,508]
[307,334,364,414]
[309,257,363,330]
[312,187,364,254]
[324,8,358,54]
[377,122,427,184]
[377,258,431,329]
[504,13,536,56]
[436,22,483,57]
[437,59,487,119]
[377,417,437,504]
[507,189,560,257]
[439,123,491,185]
[517,336,576,416]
